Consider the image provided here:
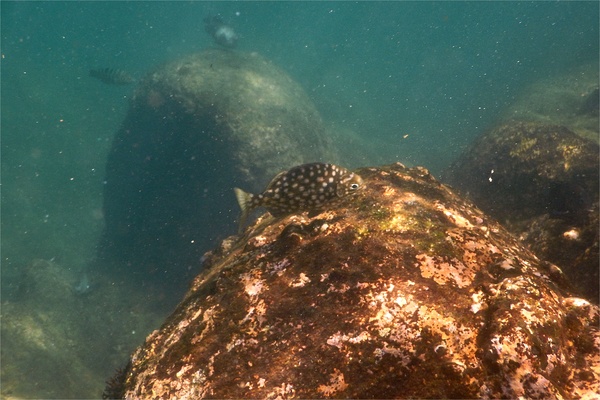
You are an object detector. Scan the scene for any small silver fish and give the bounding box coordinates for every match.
[74,271,92,295]
[89,68,134,85]
[204,15,239,48]
[234,163,363,230]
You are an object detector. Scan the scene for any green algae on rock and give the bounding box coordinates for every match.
[116,164,599,399]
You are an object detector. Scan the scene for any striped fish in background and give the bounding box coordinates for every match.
[89,68,135,85]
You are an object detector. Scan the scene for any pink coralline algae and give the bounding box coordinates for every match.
[118,163,599,399]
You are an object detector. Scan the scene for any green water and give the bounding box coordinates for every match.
[1,1,598,398]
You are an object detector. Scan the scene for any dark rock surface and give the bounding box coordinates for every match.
[99,49,336,286]
[116,164,599,399]
[444,121,599,301]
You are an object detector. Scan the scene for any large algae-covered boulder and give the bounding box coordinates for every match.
[99,49,336,285]
[444,121,599,301]
[112,164,599,399]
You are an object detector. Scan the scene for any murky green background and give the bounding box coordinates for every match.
[1,1,598,398]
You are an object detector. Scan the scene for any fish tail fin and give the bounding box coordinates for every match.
[234,187,252,232]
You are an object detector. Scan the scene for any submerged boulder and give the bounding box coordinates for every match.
[113,164,598,399]
[501,63,599,142]
[99,49,336,287]
[1,259,165,399]
[445,121,599,301]
[1,259,94,398]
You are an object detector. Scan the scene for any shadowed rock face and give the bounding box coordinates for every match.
[99,50,336,288]
[113,164,598,399]
[444,121,599,301]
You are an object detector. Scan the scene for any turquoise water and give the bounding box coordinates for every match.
[1,1,598,398]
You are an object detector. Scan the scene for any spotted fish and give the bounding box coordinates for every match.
[234,163,363,231]
[89,68,134,85]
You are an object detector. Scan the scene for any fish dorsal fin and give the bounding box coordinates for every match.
[264,170,288,191]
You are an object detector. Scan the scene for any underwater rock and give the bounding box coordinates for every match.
[1,259,97,398]
[502,63,599,142]
[116,164,599,399]
[444,121,599,302]
[99,49,336,289]
[1,258,170,399]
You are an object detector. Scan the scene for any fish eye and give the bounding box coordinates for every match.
[350,183,360,190]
